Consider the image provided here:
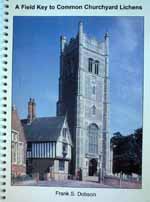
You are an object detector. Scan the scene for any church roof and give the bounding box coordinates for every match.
[21,116,65,142]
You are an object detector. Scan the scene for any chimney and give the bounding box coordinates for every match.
[12,105,16,111]
[27,98,36,123]
[32,98,36,120]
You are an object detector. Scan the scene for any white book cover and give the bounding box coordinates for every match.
[0,0,150,202]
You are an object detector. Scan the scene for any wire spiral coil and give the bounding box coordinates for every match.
[0,0,9,200]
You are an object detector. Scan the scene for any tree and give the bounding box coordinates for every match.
[111,128,142,175]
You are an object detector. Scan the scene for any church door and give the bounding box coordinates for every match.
[89,159,97,176]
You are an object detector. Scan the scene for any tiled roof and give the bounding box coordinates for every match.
[21,116,65,142]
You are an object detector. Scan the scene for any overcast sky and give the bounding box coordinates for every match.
[12,16,144,135]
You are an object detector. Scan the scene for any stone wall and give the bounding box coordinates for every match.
[57,22,110,177]
[27,158,69,181]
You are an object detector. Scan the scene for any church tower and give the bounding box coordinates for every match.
[57,22,110,179]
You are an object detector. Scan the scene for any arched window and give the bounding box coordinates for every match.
[92,86,96,94]
[88,124,98,154]
[95,61,99,75]
[92,105,96,115]
[88,58,93,73]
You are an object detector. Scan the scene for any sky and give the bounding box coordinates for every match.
[12,16,144,135]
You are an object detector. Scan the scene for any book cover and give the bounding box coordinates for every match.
[0,0,150,201]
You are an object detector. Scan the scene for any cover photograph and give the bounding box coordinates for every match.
[0,0,150,202]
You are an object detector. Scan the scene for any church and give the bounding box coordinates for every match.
[57,21,111,180]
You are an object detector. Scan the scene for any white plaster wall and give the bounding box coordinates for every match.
[56,118,72,159]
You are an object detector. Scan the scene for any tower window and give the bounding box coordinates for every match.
[92,86,96,94]
[88,58,93,73]
[88,124,98,154]
[92,105,96,115]
[95,61,99,75]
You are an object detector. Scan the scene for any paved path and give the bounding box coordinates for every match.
[14,179,111,188]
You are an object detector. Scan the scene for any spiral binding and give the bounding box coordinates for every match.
[0,0,9,200]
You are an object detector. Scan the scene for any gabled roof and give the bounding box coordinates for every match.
[12,107,26,143]
[21,116,65,142]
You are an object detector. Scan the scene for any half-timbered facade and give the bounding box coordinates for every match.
[22,100,72,180]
